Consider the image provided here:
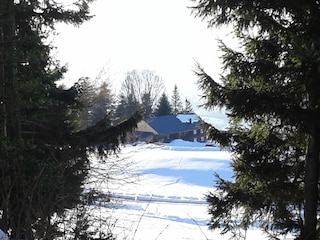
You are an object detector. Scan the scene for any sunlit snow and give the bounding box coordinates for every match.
[176,114,199,123]
[86,140,294,240]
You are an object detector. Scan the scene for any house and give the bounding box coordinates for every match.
[134,113,206,143]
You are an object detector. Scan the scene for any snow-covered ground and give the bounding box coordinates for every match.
[87,140,292,240]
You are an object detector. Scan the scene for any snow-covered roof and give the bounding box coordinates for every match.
[176,114,199,123]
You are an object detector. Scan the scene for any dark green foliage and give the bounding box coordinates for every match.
[76,77,117,129]
[0,0,141,239]
[171,84,183,114]
[91,82,115,125]
[155,93,172,116]
[76,77,97,129]
[141,92,153,117]
[207,124,306,238]
[184,98,193,113]
[115,93,140,123]
[192,0,320,239]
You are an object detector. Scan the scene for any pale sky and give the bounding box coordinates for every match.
[53,0,236,122]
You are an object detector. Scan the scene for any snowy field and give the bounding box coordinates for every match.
[87,140,292,240]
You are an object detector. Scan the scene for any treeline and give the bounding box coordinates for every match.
[79,70,194,129]
[0,1,139,239]
[0,1,194,238]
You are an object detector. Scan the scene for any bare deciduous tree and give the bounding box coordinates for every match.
[120,70,165,117]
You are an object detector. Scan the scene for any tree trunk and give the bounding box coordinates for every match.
[304,65,320,239]
[304,128,319,240]
[0,27,7,138]
[0,0,21,237]
[1,0,19,142]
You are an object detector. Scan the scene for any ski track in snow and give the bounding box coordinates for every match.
[88,141,293,240]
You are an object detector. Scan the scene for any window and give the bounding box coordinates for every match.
[193,129,197,135]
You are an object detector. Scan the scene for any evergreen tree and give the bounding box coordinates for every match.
[192,0,320,239]
[77,77,96,129]
[184,98,193,113]
[115,93,140,123]
[171,84,183,114]
[155,93,172,116]
[90,81,115,125]
[141,92,153,117]
[0,1,140,238]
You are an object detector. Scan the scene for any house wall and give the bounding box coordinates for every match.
[136,120,158,134]
[180,128,205,142]
[134,116,207,143]
[155,128,206,143]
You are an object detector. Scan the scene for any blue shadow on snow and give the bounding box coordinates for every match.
[142,168,234,187]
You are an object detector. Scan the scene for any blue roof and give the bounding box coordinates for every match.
[145,115,198,134]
